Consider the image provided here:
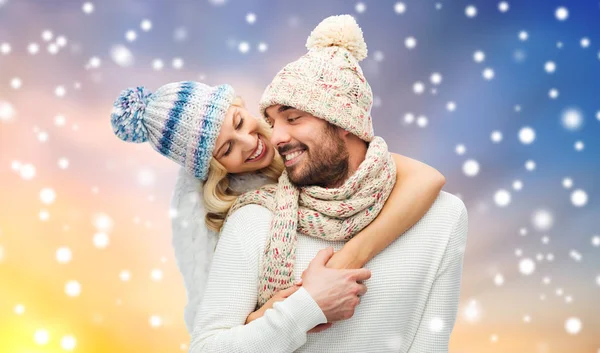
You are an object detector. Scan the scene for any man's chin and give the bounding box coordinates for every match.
[286,168,301,185]
[286,166,308,187]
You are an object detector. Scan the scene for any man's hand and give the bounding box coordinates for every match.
[301,247,371,322]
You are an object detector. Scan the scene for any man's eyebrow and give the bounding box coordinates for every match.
[265,106,293,120]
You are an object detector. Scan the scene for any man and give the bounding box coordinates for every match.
[189,15,467,353]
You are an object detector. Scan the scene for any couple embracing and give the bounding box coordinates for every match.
[111,15,467,353]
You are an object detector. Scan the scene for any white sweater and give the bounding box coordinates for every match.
[170,168,274,333]
[188,190,468,353]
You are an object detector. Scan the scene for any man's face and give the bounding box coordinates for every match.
[265,105,349,187]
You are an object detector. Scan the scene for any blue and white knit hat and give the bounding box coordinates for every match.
[111,81,236,181]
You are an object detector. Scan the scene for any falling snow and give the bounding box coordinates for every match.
[561,108,583,131]
[473,50,485,63]
[149,315,163,328]
[82,2,94,14]
[532,209,553,231]
[571,189,588,207]
[65,280,81,297]
[0,2,598,351]
[413,81,425,94]
[482,68,495,80]
[446,101,456,111]
[93,232,109,249]
[61,335,77,351]
[519,258,536,275]
[0,100,16,122]
[513,180,523,191]
[465,5,477,18]
[14,304,25,315]
[34,329,50,345]
[394,2,406,14]
[111,45,134,67]
[494,189,511,207]
[405,36,417,49]
[56,247,72,264]
[580,38,590,48]
[519,127,536,144]
[525,160,536,171]
[490,131,503,143]
[544,61,556,73]
[463,159,480,177]
[565,317,582,335]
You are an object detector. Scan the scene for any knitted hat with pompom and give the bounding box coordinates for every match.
[259,14,374,142]
[110,81,235,181]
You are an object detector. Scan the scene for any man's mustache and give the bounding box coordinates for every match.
[278,143,309,156]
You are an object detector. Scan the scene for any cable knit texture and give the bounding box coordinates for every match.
[170,168,273,333]
[111,81,235,180]
[259,15,375,142]
[228,137,396,308]
[190,192,468,352]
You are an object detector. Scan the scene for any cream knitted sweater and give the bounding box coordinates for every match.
[188,191,468,353]
[170,168,273,333]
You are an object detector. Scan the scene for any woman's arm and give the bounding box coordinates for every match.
[325,153,446,269]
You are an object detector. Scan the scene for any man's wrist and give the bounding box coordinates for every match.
[275,286,327,331]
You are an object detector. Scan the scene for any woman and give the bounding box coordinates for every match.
[111,81,445,334]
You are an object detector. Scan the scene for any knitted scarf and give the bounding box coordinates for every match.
[227,136,396,307]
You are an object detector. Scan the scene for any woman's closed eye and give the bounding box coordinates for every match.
[223,143,232,157]
[287,116,300,123]
[222,115,245,157]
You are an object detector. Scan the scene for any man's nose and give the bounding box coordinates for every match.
[270,120,291,149]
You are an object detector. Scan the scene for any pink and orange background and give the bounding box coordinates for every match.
[1,1,599,352]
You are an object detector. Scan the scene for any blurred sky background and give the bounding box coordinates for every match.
[1,0,599,352]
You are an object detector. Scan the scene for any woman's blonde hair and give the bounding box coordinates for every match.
[202,96,284,232]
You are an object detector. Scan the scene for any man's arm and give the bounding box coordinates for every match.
[407,203,468,353]
[189,205,327,353]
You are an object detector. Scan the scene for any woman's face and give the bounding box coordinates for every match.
[212,105,275,174]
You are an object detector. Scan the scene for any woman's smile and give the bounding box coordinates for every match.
[246,135,267,163]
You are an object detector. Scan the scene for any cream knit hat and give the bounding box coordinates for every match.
[259,14,374,142]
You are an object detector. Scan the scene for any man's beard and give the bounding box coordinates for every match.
[283,124,349,188]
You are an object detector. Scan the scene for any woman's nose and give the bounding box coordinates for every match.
[238,131,257,152]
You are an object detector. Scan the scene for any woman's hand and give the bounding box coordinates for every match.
[245,280,333,333]
[324,247,366,270]
[245,285,300,324]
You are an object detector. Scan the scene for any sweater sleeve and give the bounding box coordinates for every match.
[170,167,218,334]
[407,203,468,353]
[189,205,328,353]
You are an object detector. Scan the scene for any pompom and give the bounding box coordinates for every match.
[305,14,368,62]
[111,86,153,143]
